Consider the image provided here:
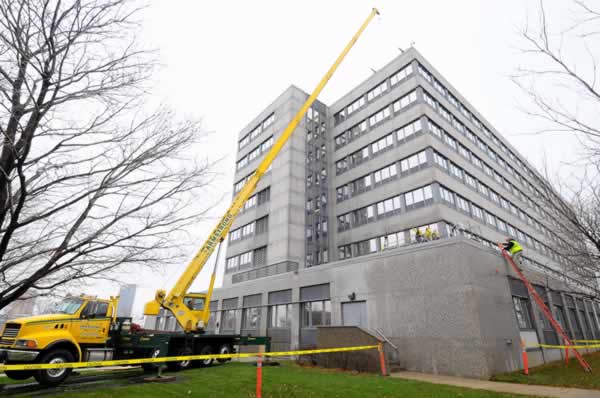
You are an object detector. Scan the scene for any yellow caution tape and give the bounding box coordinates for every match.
[533,343,600,350]
[573,340,600,344]
[0,344,379,371]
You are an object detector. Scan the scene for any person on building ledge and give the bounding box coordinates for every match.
[424,226,432,241]
[501,237,523,271]
[413,227,424,243]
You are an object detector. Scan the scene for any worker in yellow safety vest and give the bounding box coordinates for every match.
[502,237,523,268]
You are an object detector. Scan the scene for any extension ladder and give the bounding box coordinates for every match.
[498,244,592,372]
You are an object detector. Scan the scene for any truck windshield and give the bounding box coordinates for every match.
[55,298,84,314]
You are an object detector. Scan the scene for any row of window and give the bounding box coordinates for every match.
[423,91,543,211]
[335,119,423,175]
[426,117,558,245]
[306,168,327,188]
[216,299,332,332]
[236,136,274,170]
[210,286,332,332]
[225,246,267,274]
[334,63,414,125]
[239,113,275,149]
[334,90,418,150]
[338,221,441,259]
[241,187,271,213]
[511,285,600,342]
[233,165,272,194]
[437,183,561,263]
[419,73,556,233]
[229,216,268,243]
[336,149,428,202]
[337,185,432,232]
[418,63,542,189]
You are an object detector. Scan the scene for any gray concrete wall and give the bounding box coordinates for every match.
[211,238,525,378]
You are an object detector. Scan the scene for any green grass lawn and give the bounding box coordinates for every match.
[1,362,533,398]
[492,351,600,390]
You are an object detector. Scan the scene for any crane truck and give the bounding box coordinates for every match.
[0,8,380,386]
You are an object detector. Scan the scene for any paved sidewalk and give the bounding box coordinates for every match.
[391,371,600,398]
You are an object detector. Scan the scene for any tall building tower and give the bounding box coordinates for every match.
[212,48,600,378]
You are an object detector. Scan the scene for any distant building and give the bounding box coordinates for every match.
[0,295,36,329]
[117,284,137,318]
[207,48,600,378]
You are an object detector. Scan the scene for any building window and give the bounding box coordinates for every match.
[449,162,464,180]
[338,244,352,259]
[347,96,366,117]
[368,106,391,127]
[513,296,533,329]
[400,151,427,173]
[371,133,393,154]
[335,159,348,174]
[404,185,433,208]
[221,309,236,331]
[374,164,397,184]
[380,231,406,249]
[350,146,369,166]
[376,196,401,217]
[390,63,413,86]
[456,195,470,213]
[396,119,422,141]
[427,119,443,139]
[471,204,484,220]
[301,300,332,328]
[366,81,388,102]
[392,90,417,112]
[268,304,292,328]
[433,152,448,170]
[439,186,455,204]
[242,307,260,330]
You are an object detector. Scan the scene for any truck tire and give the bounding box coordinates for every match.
[33,349,74,386]
[217,344,232,364]
[194,345,213,368]
[4,369,34,380]
[166,348,193,372]
[142,347,162,373]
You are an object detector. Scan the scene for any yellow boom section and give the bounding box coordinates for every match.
[144,8,380,332]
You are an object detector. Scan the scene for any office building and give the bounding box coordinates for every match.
[209,48,600,378]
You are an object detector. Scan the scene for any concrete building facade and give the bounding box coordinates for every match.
[208,48,600,378]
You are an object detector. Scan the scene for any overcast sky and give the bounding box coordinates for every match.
[78,0,591,317]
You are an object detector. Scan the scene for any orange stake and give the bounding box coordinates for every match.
[256,353,263,398]
[378,343,388,376]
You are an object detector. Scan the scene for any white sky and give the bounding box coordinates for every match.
[77,0,590,318]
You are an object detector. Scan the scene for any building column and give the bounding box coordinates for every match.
[290,287,301,350]
[573,299,589,341]
[592,301,600,335]
[559,293,576,340]
[527,297,547,362]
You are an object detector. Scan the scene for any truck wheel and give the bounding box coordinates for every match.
[142,347,162,373]
[166,348,193,372]
[217,344,232,364]
[33,349,74,386]
[4,370,34,380]
[194,345,213,368]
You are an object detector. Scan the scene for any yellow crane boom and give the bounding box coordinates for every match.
[144,8,380,332]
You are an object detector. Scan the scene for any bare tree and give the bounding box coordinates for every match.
[0,0,217,310]
[513,0,600,292]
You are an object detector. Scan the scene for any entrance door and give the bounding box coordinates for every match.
[342,301,367,328]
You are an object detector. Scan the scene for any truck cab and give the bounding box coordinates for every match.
[0,294,118,385]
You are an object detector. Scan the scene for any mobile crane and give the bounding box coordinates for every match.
[0,9,380,386]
